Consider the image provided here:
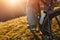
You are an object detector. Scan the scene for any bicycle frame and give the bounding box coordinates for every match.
[39,0,60,40]
[39,0,58,24]
[26,0,60,40]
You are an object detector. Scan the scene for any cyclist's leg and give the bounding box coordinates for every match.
[26,0,40,31]
[26,7,37,30]
[26,8,40,40]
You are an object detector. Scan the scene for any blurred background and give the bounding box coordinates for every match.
[0,0,26,21]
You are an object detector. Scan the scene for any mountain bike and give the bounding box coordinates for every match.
[26,0,60,40]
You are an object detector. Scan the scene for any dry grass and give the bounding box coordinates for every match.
[0,16,34,40]
[0,16,60,40]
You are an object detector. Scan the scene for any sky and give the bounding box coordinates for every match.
[0,0,27,21]
[0,0,26,19]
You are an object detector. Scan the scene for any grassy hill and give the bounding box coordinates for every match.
[0,16,34,40]
[0,16,60,40]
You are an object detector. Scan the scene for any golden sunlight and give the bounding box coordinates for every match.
[8,0,20,3]
[7,0,20,5]
[0,0,26,21]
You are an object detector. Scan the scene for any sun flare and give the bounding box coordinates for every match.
[6,0,20,5]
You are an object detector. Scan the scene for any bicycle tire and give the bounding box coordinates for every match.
[41,8,60,40]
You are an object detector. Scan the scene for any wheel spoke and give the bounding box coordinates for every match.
[55,16,60,27]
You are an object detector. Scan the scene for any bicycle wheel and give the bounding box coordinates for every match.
[41,8,60,40]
